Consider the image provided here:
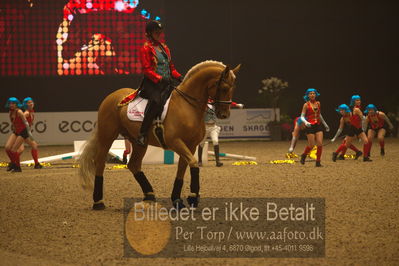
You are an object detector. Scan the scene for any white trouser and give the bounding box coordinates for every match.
[200,123,221,147]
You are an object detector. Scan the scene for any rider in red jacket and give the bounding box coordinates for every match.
[136,20,182,146]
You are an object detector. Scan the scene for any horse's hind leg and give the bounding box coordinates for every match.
[92,130,118,210]
[127,143,156,202]
[92,144,111,210]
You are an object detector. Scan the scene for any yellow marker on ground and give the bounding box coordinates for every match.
[232,161,258,166]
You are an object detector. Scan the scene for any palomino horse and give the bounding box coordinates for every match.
[78,60,240,210]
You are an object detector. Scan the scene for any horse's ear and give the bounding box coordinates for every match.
[222,65,230,79]
[232,64,241,75]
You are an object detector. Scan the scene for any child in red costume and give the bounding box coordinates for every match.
[331,104,363,161]
[22,97,43,169]
[4,97,34,172]
[364,104,393,156]
[345,95,372,162]
[299,88,330,167]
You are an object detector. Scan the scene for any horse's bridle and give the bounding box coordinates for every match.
[208,73,233,106]
[175,71,233,108]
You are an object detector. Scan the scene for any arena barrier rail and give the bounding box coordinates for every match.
[21,140,208,165]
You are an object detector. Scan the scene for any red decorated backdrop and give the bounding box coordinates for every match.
[0,0,160,76]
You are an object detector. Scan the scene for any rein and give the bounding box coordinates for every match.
[209,99,233,105]
[174,87,202,108]
[174,72,233,109]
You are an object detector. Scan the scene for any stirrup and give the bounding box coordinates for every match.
[153,120,168,149]
[154,118,162,127]
[135,134,147,146]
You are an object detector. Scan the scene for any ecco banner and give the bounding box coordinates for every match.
[0,112,97,145]
[0,109,278,145]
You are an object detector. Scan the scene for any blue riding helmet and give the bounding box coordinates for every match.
[303,88,320,102]
[22,97,34,110]
[350,95,361,106]
[364,104,377,114]
[336,104,351,114]
[5,97,21,109]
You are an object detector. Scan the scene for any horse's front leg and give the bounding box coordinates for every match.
[170,140,200,208]
[171,157,188,209]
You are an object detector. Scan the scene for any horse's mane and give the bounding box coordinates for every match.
[182,60,226,83]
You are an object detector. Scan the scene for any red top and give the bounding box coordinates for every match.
[368,112,385,129]
[25,109,35,126]
[350,112,362,129]
[305,101,321,125]
[10,109,26,134]
[139,40,181,83]
[342,113,351,123]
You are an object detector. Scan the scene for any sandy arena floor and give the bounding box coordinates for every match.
[0,139,398,265]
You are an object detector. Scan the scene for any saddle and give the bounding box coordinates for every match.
[119,90,171,149]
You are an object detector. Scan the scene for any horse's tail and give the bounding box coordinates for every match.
[78,127,99,191]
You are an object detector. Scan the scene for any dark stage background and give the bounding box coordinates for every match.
[1,0,398,133]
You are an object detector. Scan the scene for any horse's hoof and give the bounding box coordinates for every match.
[92,202,106,210]
[187,194,200,208]
[172,199,186,210]
[143,193,156,202]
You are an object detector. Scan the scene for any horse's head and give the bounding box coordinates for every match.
[208,64,241,119]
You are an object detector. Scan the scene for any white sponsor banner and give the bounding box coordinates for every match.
[0,112,97,146]
[0,108,278,145]
[217,108,279,139]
